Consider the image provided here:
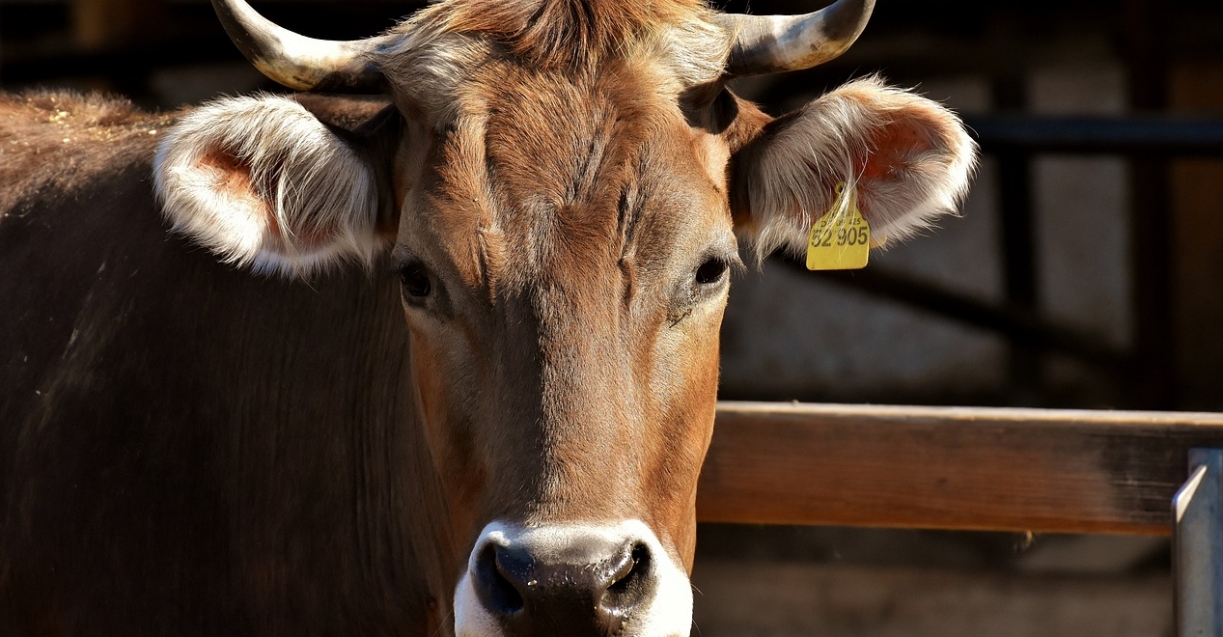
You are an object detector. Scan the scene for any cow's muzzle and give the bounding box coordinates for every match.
[455,521,693,637]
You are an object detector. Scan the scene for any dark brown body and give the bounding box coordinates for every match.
[0,1,979,633]
[0,93,449,636]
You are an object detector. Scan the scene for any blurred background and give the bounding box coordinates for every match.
[4,0,1222,634]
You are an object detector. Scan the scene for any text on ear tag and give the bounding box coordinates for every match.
[806,182,870,270]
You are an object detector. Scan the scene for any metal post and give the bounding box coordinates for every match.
[991,73,1042,405]
[1174,448,1223,637]
[1121,0,1177,409]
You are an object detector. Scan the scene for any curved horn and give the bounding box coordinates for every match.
[717,0,875,77]
[211,0,400,92]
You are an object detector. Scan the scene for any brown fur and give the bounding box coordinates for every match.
[402,0,715,71]
[0,92,171,212]
[391,53,738,537]
[4,1,976,635]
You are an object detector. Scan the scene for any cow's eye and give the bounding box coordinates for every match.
[668,253,734,324]
[694,257,729,286]
[399,262,432,299]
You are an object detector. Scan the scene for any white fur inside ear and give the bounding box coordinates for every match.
[738,76,978,262]
[154,95,383,277]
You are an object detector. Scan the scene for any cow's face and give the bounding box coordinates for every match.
[155,1,975,636]
[390,51,739,637]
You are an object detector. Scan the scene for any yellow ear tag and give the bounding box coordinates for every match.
[805,182,870,270]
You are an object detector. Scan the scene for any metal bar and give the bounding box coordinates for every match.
[1126,151,1178,409]
[966,116,1223,157]
[989,73,1044,402]
[1121,0,1178,410]
[1173,448,1223,637]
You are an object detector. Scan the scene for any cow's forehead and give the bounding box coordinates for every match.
[377,0,729,105]
[402,57,732,298]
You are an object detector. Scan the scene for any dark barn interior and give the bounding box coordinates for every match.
[4,0,1222,634]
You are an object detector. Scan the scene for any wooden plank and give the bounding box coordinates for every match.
[698,402,1223,535]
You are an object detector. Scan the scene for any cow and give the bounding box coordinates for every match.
[0,0,976,635]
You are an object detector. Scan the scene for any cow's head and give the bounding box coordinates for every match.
[154,0,974,635]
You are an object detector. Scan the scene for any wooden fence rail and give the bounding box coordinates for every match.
[698,402,1223,536]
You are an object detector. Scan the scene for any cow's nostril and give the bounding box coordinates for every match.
[601,542,651,613]
[473,544,524,616]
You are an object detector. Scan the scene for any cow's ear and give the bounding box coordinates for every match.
[730,76,977,260]
[155,95,401,277]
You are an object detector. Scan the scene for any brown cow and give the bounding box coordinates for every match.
[0,0,975,635]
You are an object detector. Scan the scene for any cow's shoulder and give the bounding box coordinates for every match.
[0,90,168,145]
[0,92,172,208]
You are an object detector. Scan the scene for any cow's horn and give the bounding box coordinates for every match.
[211,0,399,92]
[718,0,875,76]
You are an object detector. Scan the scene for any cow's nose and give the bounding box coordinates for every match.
[472,534,653,636]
